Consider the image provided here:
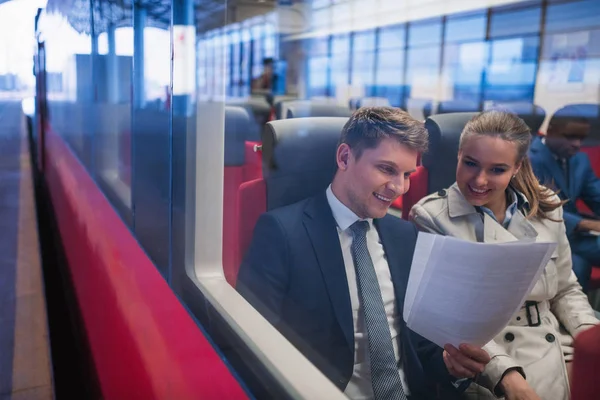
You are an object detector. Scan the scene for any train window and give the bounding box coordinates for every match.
[351,30,376,94]
[43,11,93,169]
[484,36,539,102]
[445,14,486,43]
[408,18,443,47]
[406,45,441,105]
[546,0,600,33]
[92,8,134,218]
[489,6,541,38]
[375,48,405,107]
[442,41,488,103]
[330,33,350,94]
[378,24,406,50]
[130,7,172,279]
[37,0,600,398]
[308,55,330,97]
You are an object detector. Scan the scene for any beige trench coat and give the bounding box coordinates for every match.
[409,184,599,400]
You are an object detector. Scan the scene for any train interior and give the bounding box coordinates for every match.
[1,0,599,398]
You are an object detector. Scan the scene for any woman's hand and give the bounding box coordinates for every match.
[499,370,541,400]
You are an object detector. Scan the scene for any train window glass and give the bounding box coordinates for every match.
[445,14,486,43]
[351,30,376,94]
[311,36,330,56]
[240,27,252,97]
[536,0,600,128]
[252,24,264,79]
[131,7,172,279]
[406,44,441,109]
[484,36,539,103]
[442,41,488,104]
[307,37,330,97]
[42,10,93,169]
[197,40,209,99]
[378,24,406,50]
[546,0,600,33]
[375,48,405,107]
[330,33,350,95]
[408,18,442,47]
[92,10,134,218]
[489,6,541,38]
[309,56,330,97]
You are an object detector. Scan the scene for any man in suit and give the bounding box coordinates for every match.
[237,107,490,399]
[529,111,600,292]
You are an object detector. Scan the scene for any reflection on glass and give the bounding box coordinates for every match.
[93,12,134,214]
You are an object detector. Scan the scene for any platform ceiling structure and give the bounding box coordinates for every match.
[44,0,276,34]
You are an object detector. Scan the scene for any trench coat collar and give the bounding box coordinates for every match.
[447,182,538,243]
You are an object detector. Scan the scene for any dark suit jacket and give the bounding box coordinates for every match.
[529,137,600,235]
[237,191,461,399]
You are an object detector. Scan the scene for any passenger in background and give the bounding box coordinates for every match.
[410,111,599,400]
[251,57,278,93]
[529,111,600,292]
[237,107,491,400]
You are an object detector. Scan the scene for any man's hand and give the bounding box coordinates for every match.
[443,343,491,378]
[576,218,600,233]
[498,370,541,400]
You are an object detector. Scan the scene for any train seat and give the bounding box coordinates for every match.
[402,112,477,219]
[286,103,352,119]
[223,106,262,285]
[227,97,271,136]
[236,117,349,285]
[571,324,600,400]
[490,102,546,135]
[437,99,481,115]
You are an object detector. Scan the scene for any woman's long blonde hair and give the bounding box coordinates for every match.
[459,110,562,220]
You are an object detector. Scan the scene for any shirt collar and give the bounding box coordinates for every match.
[477,186,528,227]
[326,185,372,231]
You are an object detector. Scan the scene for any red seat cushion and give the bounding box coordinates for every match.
[223,167,245,286]
[402,166,429,220]
[590,265,600,290]
[235,178,267,287]
[571,324,600,400]
[391,196,402,210]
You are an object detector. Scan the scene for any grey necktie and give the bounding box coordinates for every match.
[349,221,407,400]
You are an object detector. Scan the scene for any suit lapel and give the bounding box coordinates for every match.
[375,217,410,315]
[303,193,354,352]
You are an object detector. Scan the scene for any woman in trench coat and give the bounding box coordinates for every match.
[409,111,599,400]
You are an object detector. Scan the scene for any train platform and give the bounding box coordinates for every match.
[0,101,54,400]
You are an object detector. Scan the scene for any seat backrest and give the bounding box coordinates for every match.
[423,112,478,194]
[262,117,349,210]
[286,103,352,119]
[222,106,257,285]
[491,102,546,134]
[571,324,600,400]
[227,97,270,137]
[224,106,252,166]
[437,100,481,115]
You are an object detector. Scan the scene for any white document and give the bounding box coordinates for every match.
[403,232,557,348]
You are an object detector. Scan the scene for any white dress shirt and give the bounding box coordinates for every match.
[326,185,409,399]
